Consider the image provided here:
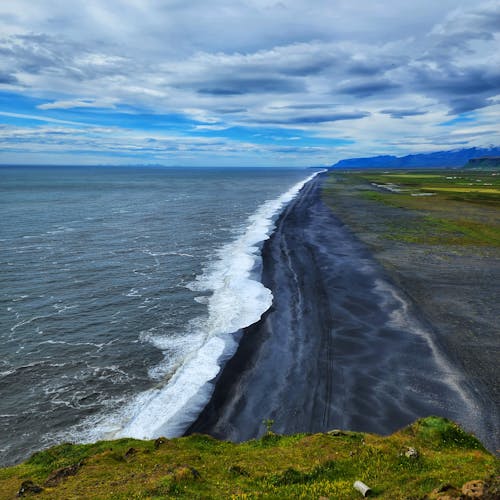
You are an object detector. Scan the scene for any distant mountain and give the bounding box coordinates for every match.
[464,157,500,169]
[330,147,500,169]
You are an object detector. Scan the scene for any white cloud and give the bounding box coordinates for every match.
[0,0,498,164]
[37,98,117,110]
[0,111,93,126]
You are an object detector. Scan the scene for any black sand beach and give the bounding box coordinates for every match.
[188,174,496,452]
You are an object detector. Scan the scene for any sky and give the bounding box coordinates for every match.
[0,0,499,166]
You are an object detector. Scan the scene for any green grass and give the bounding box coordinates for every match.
[380,174,442,179]
[354,170,500,193]
[0,418,498,499]
[422,186,500,194]
[379,215,500,245]
[324,169,500,246]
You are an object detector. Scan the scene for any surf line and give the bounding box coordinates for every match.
[109,170,324,440]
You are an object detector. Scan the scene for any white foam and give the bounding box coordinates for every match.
[94,171,321,441]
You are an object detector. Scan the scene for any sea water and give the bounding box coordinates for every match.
[0,166,314,465]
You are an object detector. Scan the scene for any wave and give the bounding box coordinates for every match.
[84,171,321,441]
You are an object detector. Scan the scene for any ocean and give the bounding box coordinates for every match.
[0,166,315,466]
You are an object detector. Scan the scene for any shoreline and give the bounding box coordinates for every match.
[187,174,494,450]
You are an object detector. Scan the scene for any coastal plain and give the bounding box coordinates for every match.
[321,169,500,453]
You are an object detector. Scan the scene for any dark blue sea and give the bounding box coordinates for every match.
[0,166,315,465]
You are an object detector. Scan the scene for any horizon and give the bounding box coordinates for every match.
[1,1,499,166]
[0,163,314,170]
[1,144,498,170]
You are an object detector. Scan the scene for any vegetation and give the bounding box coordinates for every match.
[0,417,498,499]
[323,169,500,246]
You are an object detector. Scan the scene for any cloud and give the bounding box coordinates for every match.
[409,61,500,113]
[0,111,94,126]
[431,1,500,42]
[270,104,335,110]
[381,109,428,119]
[0,72,18,84]
[195,76,305,95]
[254,112,370,125]
[336,79,400,97]
[0,0,498,165]
[37,98,117,110]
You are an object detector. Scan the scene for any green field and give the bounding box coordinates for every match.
[0,417,498,499]
[323,169,500,246]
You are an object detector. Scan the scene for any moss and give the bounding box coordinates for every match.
[410,417,486,451]
[0,417,497,499]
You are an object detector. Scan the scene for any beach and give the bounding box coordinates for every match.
[188,173,498,453]
[0,166,313,466]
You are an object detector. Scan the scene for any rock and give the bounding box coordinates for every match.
[429,493,461,500]
[44,462,82,487]
[426,484,460,499]
[228,464,250,476]
[404,447,419,459]
[171,465,201,482]
[327,429,346,436]
[154,437,167,449]
[435,484,455,493]
[187,466,201,479]
[462,479,486,498]
[482,475,500,498]
[124,447,137,458]
[17,480,43,497]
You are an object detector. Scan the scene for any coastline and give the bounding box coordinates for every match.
[187,173,496,452]
[0,168,318,468]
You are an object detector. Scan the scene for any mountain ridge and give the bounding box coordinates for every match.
[330,146,500,169]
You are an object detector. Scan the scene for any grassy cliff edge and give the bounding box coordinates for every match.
[1,417,498,499]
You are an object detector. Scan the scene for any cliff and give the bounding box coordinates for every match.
[2,417,498,499]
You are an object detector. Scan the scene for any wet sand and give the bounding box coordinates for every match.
[188,174,493,450]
